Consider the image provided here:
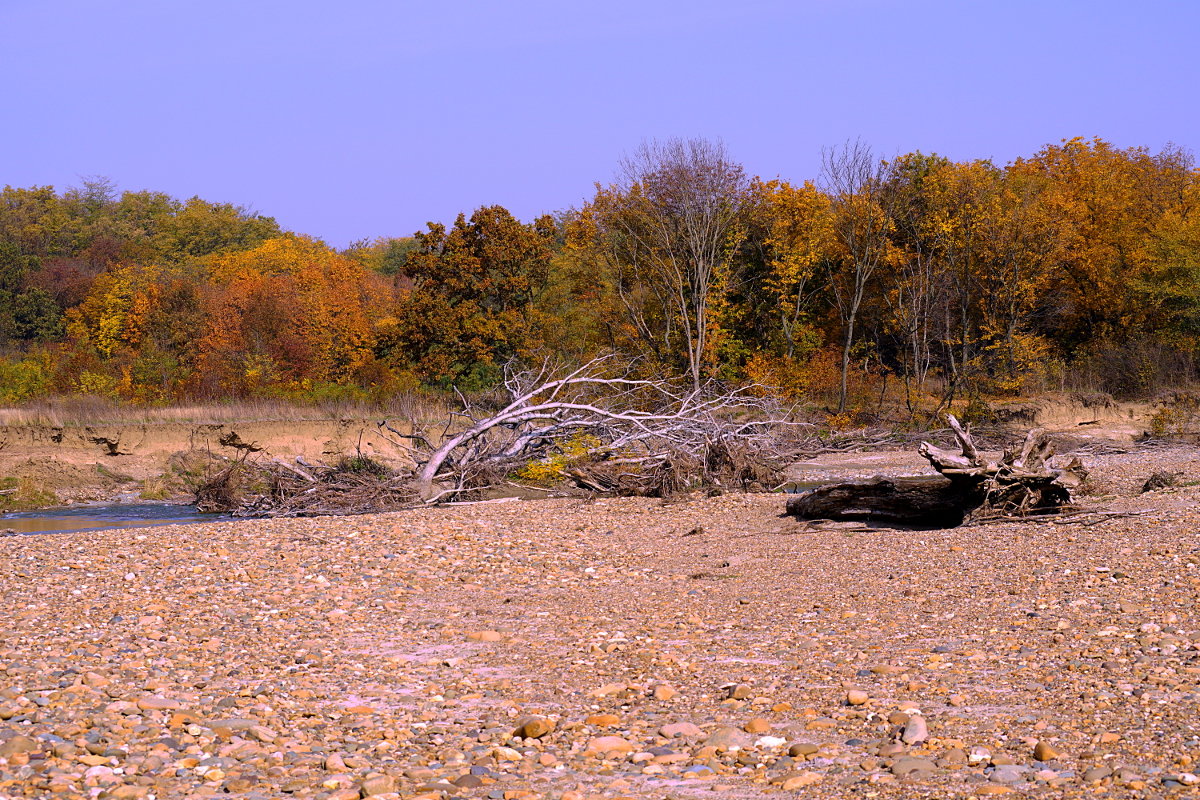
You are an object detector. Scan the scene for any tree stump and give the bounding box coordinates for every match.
[786,416,1087,527]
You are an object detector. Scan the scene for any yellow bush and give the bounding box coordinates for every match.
[513,432,603,485]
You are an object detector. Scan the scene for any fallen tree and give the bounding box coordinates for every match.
[195,356,816,515]
[786,415,1087,527]
[385,355,813,501]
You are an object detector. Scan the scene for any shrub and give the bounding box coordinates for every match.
[514,432,603,485]
[0,477,59,511]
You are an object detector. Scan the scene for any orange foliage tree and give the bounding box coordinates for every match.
[196,236,384,396]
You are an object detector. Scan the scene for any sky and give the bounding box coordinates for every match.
[3,0,1198,247]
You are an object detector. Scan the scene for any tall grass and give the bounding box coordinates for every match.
[0,392,452,427]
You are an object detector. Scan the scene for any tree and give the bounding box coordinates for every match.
[198,236,383,395]
[757,179,836,359]
[384,205,555,388]
[880,153,952,406]
[822,141,895,412]
[585,138,750,390]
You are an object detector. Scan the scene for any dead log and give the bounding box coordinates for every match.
[787,415,1087,527]
[786,476,983,527]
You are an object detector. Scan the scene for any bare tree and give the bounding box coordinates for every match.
[822,141,895,413]
[590,138,750,390]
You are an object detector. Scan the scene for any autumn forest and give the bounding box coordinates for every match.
[2,136,1198,420]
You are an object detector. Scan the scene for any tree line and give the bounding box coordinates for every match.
[1,137,1197,418]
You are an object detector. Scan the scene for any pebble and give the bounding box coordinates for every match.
[900,714,928,744]
[1033,740,1060,761]
[584,736,634,756]
[1,467,1197,799]
[660,722,702,738]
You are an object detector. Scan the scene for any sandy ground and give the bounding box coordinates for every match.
[3,444,1200,799]
[0,418,418,505]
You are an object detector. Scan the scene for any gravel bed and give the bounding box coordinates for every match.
[2,445,1200,799]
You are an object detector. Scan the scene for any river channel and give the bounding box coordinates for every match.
[2,503,228,535]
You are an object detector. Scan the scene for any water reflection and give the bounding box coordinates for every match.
[1,503,227,535]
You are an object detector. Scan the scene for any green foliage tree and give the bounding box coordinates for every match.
[384,205,555,388]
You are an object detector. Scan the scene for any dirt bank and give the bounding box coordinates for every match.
[0,394,1170,510]
[987,394,1157,440]
[0,418,417,505]
[1,445,1199,798]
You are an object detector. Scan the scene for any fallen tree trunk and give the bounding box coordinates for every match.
[787,415,1087,527]
[195,355,818,515]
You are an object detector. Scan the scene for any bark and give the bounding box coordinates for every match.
[787,415,1087,527]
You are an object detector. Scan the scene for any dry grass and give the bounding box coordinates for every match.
[0,393,452,428]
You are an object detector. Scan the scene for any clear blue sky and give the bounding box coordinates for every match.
[4,0,1197,247]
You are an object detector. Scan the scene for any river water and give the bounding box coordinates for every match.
[1,503,228,535]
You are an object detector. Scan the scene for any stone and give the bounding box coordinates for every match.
[660,722,702,739]
[788,742,819,758]
[1033,740,1060,761]
[467,630,503,642]
[584,736,634,756]
[704,727,752,750]
[513,715,555,739]
[900,714,928,745]
[846,689,869,706]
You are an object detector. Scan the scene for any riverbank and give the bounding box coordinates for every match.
[2,445,1199,798]
[0,416,418,508]
[0,391,1165,511]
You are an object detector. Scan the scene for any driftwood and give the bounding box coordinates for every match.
[195,355,816,515]
[787,415,1087,527]
[381,355,813,502]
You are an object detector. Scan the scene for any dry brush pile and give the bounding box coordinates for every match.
[194,357,819,516]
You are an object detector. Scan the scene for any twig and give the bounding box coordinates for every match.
[967,509,1155,526]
